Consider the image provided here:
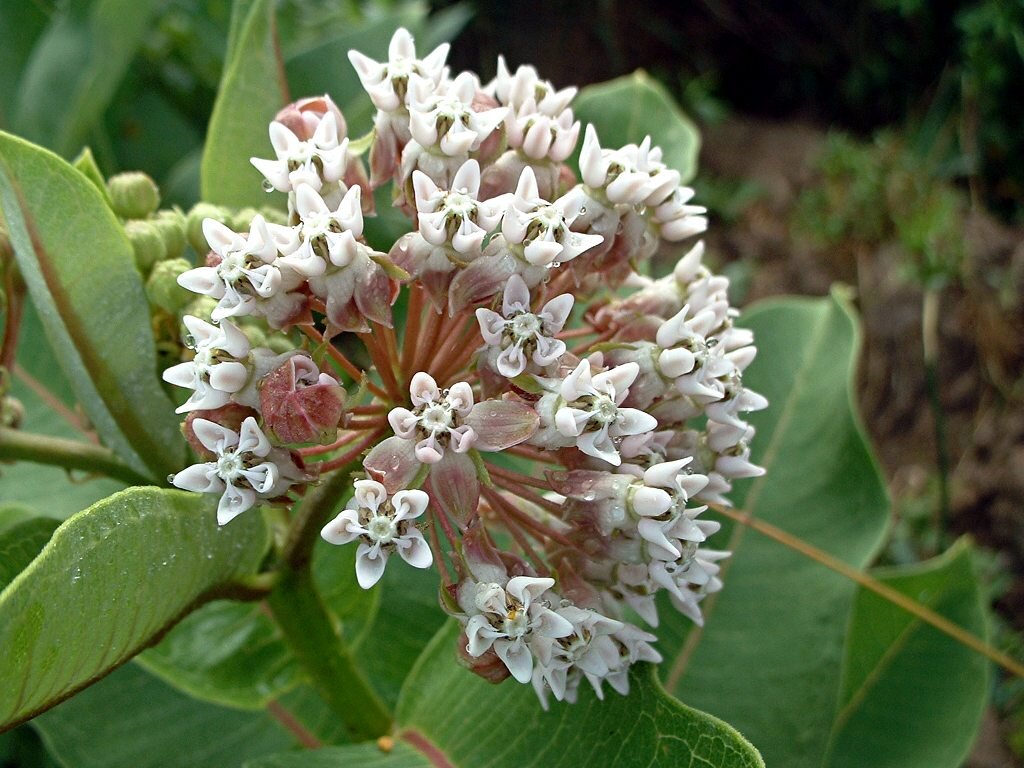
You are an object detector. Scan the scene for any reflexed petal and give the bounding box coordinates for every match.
[495,640,533,683]
[171,463,222,494]
[217,484,257,525]
[465,400,539,451]
[191,418,237,453]
[397,528,433,569]
[354,542,388,589]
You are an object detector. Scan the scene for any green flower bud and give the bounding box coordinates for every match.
[186,203,231,257]
[239,323,269,349]
[231,207,262,233]
[146,258,192,314]
[151,208,187,260]
[124,220,167,274]
[267,332,296,354]
[107,172,160,220]
[259,206,289,226]
[183,295,219,323]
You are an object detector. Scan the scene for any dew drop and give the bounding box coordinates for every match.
[389,457,401,470]
[559,598,572,608]
[550,261,561,269]
[261,179,275,193]
[167,474,176,484]
[184,334,197,349]
[582,491,596,501]
[579,206,587,214]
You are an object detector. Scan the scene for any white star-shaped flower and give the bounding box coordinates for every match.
[250,112,348,193]
[278,184,364,277]
[464,576,573,683]
[475,274,573,377]
[554,359,658,466]
[502,166,602,267]
[348,27,450,113]
[388,372,477,464]
[171,417,281,525]
[162,316,250,413]
[321,479,433,588]
[413,160,503,253]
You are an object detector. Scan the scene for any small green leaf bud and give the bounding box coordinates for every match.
[107,171,160,220]
[146,258,192,314]
[186,203,231,256]
[124,220,166,274]
[151,208,187,260]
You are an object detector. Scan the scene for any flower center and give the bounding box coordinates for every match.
[217,451,244,481]
[509,312,542,340]
[591,397,620,425]
[419,403,455,433]
[366,514,398,544]
[219,251,248,283]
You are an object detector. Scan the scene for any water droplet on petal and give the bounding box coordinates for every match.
[261,179,275,193]
[184,334,197,349]
[167,474,176,484]
[579,206,587,214]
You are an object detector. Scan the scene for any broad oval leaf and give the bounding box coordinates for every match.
[658,291,891,766]
[33,663,295,768]
[572,71,700,184]
[0,131,185,480]
[825,539,990,768]
[0,487,269,730]
[201,0,289,209]
[246,620,764,768]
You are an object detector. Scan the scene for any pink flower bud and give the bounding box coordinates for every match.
[259,355,346,444]
[274,95,347,143]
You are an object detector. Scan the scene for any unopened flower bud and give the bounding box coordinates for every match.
[146,258,192,314]
[1,395,24,429]
[274,95,347,142]
[107,171,160,220]
[186,203,231,255]
[455,632,511,684]
[124,220,166,273]
[259,355,345,444]
[150,208,187,260]
[183,295,219,323]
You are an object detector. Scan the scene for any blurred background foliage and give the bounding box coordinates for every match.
[2,0,1024,764]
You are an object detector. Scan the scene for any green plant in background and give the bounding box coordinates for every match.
[0,2,1017,768]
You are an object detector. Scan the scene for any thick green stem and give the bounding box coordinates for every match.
[266,459,392,741]
[266,568,392,741]
[0,427,152,486]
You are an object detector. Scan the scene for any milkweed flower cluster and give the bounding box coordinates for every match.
[163,28,766,706]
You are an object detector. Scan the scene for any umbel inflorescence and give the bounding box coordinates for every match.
[164,29,766,707]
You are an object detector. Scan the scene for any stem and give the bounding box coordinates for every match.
[0,427,152,486]
[712,503,1024,680]
[266,460,393,741]
[266,567,392,741]
[922,288,950,549]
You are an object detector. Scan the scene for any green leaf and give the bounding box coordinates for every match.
[247,621,763,768]
[201,0,289,209]
[658,290,890,767]
[33,663,294,768]
[572,71,701,183]
[12,0,160,157]
[0,130,184,480]
[137,600,302,710]
[825,539,990,768]
[0,513,59,592]
[0,487,269,731]
[245,742,427,768]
